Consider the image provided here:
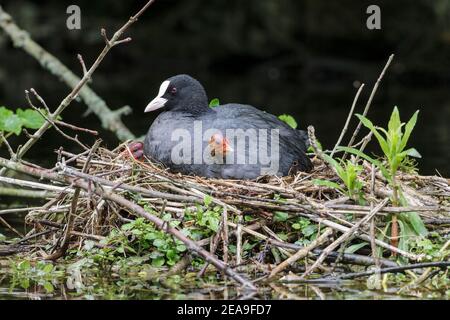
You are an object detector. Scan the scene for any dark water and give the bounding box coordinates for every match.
[0,0,449,175]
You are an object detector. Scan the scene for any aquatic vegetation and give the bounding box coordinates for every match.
[314,156,365,203]
[338,107,427,256]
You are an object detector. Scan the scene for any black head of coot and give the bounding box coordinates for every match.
[145,74,210,114]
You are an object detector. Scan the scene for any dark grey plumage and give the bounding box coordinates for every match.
[144,74,312,179]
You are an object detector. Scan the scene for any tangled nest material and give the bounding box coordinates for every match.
[2,140,448,289]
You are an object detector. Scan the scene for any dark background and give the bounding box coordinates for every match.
[0,0,449,175]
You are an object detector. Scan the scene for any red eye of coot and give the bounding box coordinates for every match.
[171,87,177,94]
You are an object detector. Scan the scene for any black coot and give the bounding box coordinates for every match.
[143,74,312,179]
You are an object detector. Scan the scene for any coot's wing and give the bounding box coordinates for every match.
[212,104,312,174]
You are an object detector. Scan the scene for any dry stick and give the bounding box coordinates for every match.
[236,215,243,267]
[25,89,90,151]
[0,1,158,175]
[369,164,381,269]
[222,207,229,266]
[54,120,98,136]
[269,228,333,279]
[44,140,102,260]
[302,212,417,260]
[0,215,22,237]
[342,54,394,161]
[198,218,224,277]
[299,198,389,279]
[0,157,256,290]
[0,6,135,142]
[61,166,201,203]
[0,132,15,159]
[337,261,450,280]
[0,187,57,199]
[0,175,74,194]
[330,83,365,157]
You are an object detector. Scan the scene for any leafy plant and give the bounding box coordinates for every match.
[117,217,186,267]
[278,114,297,129]
[314,154,364,202]
[338,107,427,249]
[10,260,63,293]
[339,106,421,195]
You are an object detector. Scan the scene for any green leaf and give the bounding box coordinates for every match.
[43,281,54,293]
[152,256,165,267]
[291,223,301,230]
[42,263,54,273]
[20,278,30,289]
[273,211,289,222]
[388,106,401,135]
[209,98,220,108]
[400,110,419,152]
[203,195,213,207]
[278,114,298,129]
[18,260,31,271]
[312,179,343,192]
[345,242,368,254]
[401,212,428,237]
[337,146,390,181]
[153,238,166,248]
[3,114,23,135]
[356,114,389,156]
[405,148,422,159]
[16,108,45,129]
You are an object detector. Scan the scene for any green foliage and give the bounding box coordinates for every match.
[337,107,427,240]
[340,106,421,184]
[114,217,187,267]
[10,260,63,293]
[278,114,297,129]
[209,98,220,108]
[0,106,45,136]
[314,154,364,202]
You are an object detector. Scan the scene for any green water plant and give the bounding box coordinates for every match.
[338,107,427,251]
[314,154,365,203]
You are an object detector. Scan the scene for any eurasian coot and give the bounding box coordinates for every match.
[141,74,312,179]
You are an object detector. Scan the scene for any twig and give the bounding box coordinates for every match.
[222,207,229,265]
[54,120,98,136]
[299,198,389,279]
[269,228,333,278]
[343,54,394,161]
[25,89,90,151]
[331,83,365,157]
[337,262,450,280]
[0,215,23,237]
[0,132,16,159]
[0,187,57,199]
[77,54,90,81]
[44,140,102,260]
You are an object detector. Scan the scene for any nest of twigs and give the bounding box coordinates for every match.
[2,139,447,289]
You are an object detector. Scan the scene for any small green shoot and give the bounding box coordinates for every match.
[278,114,297,129]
